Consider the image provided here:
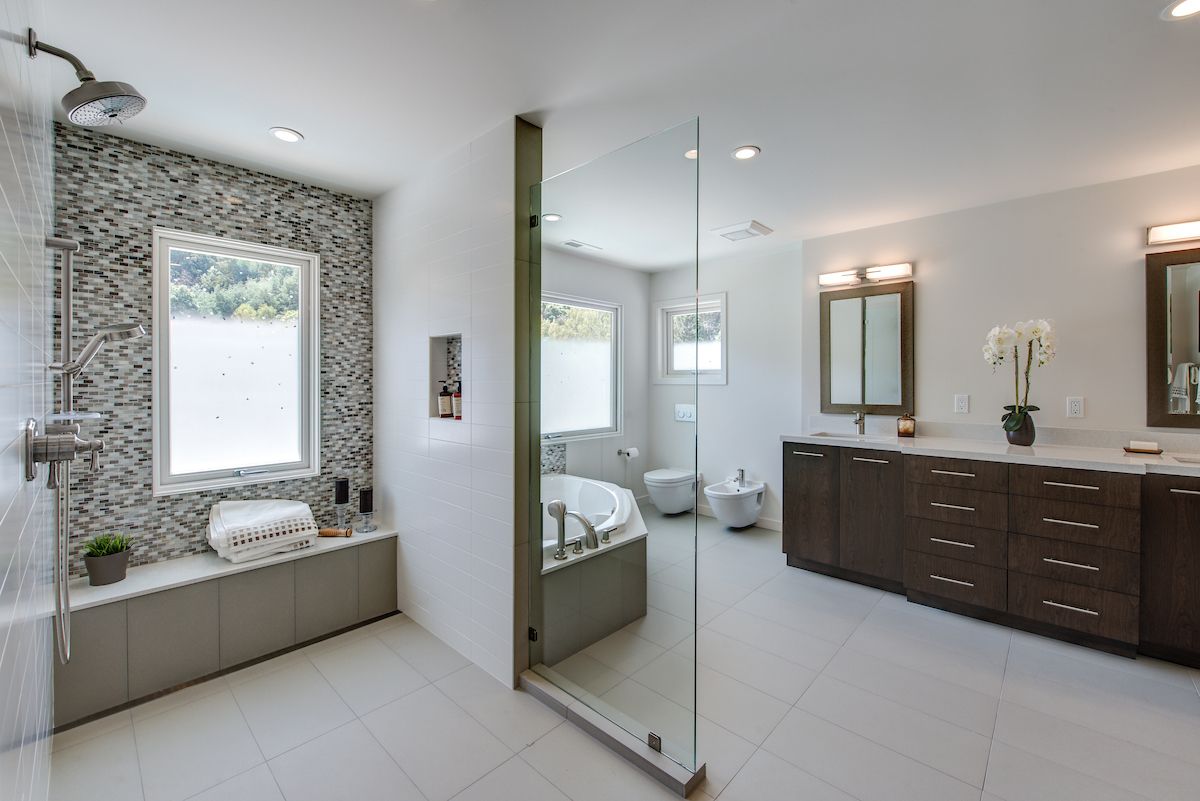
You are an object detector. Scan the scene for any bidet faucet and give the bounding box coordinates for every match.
[735,468,746,488]
[853,411,866,436]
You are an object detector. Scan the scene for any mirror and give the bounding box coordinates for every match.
[1146,248,1200,427]
[820,281,914,414]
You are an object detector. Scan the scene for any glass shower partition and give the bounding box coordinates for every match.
[528,119,699,772]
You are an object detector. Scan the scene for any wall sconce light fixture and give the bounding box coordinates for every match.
[1147,220,1200,247]
[818,262,914,288]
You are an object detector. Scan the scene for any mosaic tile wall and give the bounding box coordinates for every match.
[445,334,462,389]
[54,124,373,577]
[541,443,566,475]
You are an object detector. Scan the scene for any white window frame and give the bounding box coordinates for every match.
[151,227,321,496]
[654,292,727,385]
[540,291,623,443]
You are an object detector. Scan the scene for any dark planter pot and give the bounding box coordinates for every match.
[1006,413,1036,447]
[84,549,130,586]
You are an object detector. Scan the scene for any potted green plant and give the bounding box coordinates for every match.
[983,319,1056,446]
[83,533,132,586]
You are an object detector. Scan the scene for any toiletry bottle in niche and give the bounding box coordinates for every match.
[438,381,452,418]
[452,383,463,420]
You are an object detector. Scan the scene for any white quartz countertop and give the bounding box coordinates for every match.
[780,433,1200,477]
[34,528,398,619]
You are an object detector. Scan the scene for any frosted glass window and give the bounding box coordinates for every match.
[541,295,621,440]
[152,228,320,495]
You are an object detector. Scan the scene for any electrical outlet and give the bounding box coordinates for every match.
[954,394,970,414]
[1066,396,1085,418]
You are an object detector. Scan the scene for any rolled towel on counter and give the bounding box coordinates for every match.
[207,499,319,563]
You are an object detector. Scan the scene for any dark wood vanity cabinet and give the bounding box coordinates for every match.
[782,443,902,590]
[1140,473,1200,666]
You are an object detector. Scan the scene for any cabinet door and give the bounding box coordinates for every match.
[839,449,903,582]
[782,443,839,565]
[1141,474,1200,659]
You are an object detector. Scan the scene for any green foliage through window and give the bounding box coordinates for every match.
[169,248,300,321]
[542,301,613,341]
[672,309,721,344]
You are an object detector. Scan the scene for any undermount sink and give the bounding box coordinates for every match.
[809,431,898,444]
[1171,455,1200,465]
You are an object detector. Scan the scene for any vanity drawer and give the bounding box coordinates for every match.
[1007,533,1139,594]
[905,484,1008,531]
[904,518,1007,568]
[904,455,1008,492]
[1008,572,1138,643]
[1009,496,1140,552]
[1010,464,1140,509]
[904,550,1006,611]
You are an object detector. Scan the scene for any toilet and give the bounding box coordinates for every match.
[704,478,765,529]
[643,468,699,514]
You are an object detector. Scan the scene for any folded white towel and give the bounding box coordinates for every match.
[1170,363,1193,414]
[207,500,318,563]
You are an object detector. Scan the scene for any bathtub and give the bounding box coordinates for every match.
[540,473,647,573]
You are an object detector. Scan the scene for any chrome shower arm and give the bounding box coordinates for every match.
[27,29,95,82]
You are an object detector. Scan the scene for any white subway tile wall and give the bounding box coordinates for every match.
[0,2,56,799]
[374,120,518,684]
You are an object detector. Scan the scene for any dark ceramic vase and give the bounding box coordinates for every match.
[84,549,130,586]
[1006,413,1036,446]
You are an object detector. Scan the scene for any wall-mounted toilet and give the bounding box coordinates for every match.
[704,477,765,529]
[643,468,698,514]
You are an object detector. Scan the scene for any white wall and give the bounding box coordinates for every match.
[374,120,519,685]
[542,250,650,497]
[0,3,55,798]
[650,245,805,528]
[802,164,1200,436]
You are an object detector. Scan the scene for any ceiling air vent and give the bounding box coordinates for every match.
[563,239,603,251]
[711,220,773,242]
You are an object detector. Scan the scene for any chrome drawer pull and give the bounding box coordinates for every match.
[1043,480,1099,491]
[1042,517,1100,530]
[1042,599,1099,616]
[930,574,975,588]
[792,451,825,458]
[853,457,890,464]
[931,501,975,512]
[930,537,975,549]
[931,469,975,478]
[1042,557,1099,572]
[1169,488,1200,496]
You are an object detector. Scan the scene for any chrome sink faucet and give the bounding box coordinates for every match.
[547,500,600,560]
[735,468,746,488]
[853,411,866,436]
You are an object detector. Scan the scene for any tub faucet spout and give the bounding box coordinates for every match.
[566,511,599,550]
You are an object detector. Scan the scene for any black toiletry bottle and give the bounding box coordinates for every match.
[438,382,452,418]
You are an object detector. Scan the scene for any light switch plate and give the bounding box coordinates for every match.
[674,403,697,423]
[1066,396,1085,418]
[954,394,970,414]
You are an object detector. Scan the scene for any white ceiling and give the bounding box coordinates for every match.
[46,0,1200,252]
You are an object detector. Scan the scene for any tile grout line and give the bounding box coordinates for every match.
[978,628,1011,801]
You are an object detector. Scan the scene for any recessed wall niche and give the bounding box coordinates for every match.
[429,333,463,419]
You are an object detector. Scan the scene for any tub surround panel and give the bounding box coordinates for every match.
[54,124,374,576]
[0,5,56,799]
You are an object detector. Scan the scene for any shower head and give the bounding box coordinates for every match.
[66,324,146,376]
[27,28,147,127]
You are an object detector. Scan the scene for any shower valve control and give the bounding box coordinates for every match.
[24,419,105,486]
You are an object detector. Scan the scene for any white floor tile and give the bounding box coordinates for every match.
[694,715,758,797]
[49,724,143,801]
[683,627,818,704]
[189,765,283,801]
[376,621,472,681]
[733,587,869,645]
[718,749,856,801]
[620,607,694,648]
[983,741,1154,801]
[268,720,423,801]
[647,579,726,625]
[705,608,840,673]
[598,679,693,758]
[993,701,1200,801]
[843,616,1006,697]
[520,720,685,801]
[453,756,570,801]
[130,676,229,722]
[230,660,355,759]
[362,685,511,801]
[582,629,665,675]
[51,709,132,753]
[309,635,427,715]
[1011,630,1198,691]
[133,690,262,801]
[548,651,625,696]
[824,645,998,735]
[435,664,563,751]
[696,666,790,745]
[797,674,991,786]
[762,708,979,801]
[224,648,308,687]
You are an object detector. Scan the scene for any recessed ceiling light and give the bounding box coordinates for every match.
[1162,0,1200,19]
[542,213,562,222]
[684,149,698,160]
[732,145,761,160]
[269,127,304,143]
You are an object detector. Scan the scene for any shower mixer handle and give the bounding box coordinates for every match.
[26,421,105,485]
